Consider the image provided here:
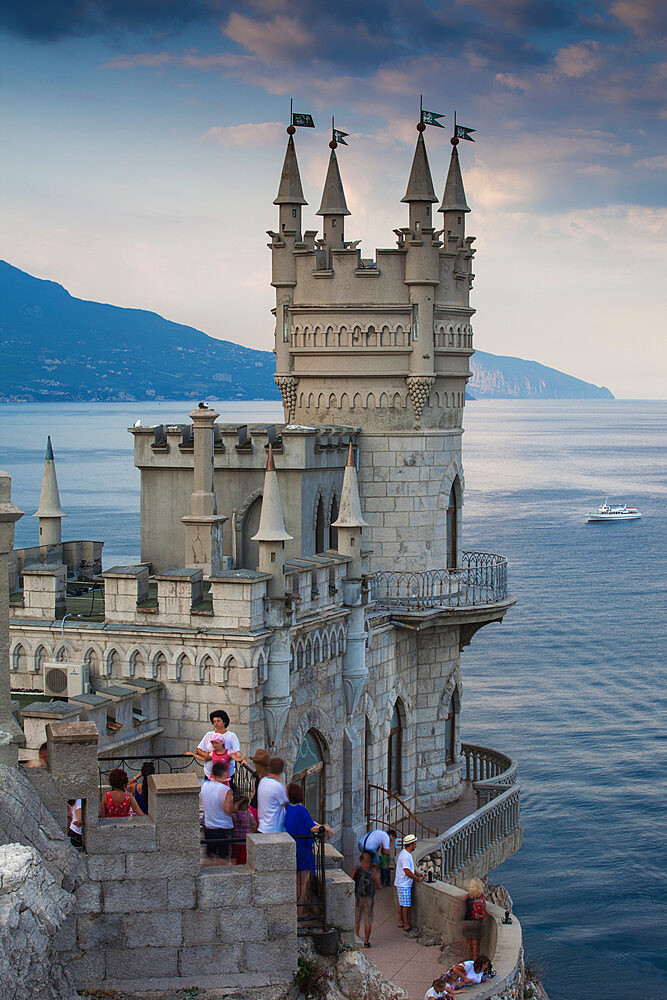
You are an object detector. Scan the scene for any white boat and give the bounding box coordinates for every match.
[586,500,642,522]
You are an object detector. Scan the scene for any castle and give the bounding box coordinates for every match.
[1,120,523,996]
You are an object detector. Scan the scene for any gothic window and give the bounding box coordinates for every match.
[152,651,167,681]
[129,651,144,679]
[84,648,99,680]
[55,646,67,663]
[107,649,121,677]
[315,496,326,553]
[11,644,26,673]
[293,730,326,821]
[447,478,460,569]
[329,495,339,551]
[296,643,304,670]
[388,701,404,794]
[322,634,329,661]
[34,645,46,674]
[305,639,312,668]
[444,692,458,765]
[313,636,321,664]
[241,495,262,570]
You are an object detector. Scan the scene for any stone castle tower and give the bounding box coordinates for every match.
[270,122,475,572]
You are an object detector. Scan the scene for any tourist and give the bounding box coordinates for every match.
[248,747,270,826]
[23,742,48,768]
[424,972,458,999]
[192,710,247,780]
[357,827,397,878]
[394,833,425,931]
[127,761,155,814]
[284,782,333,918]
[231,789,256,865]
[101,768,145,817]
[461,877,489,961]
[350,849,378,948]
[67,798,83,849]
[200,760,237,864]
[257,756,289,832]
[449,956,493,987]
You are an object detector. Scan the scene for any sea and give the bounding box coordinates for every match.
[1,397,666,1000]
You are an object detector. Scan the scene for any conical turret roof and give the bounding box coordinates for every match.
[252,445,293,542]
[33,436,66,519]
[316,149,350,216]
[401,133,438,204]
[274,135,307,206]
[439,144,470,213]
[332,444,368,529]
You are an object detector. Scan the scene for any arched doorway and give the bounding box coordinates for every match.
[446,478,460,569]
[293,730,326,821]
[241,495,262,570]
[388,701,403,794]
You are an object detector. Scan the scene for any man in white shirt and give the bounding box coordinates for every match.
[200,761,237,865]
[394,833,425,931]
[257,756,289,833]
[195,709,246,779]
[358,827,397,873]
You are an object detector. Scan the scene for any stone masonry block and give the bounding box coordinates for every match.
[75,880,101,913]
[182,909,218,946]
[87,853,126,881]
[246,832,295,873]
[104,878,167,913]
[168,876,196,911]
[197,870,252,909]
[244,941,297,974]
[87,819,157,855]
[154,822,202,855]
[251,870,296,906]
[71,949,106,987]
[217,905,267,943]
[264,902,297,941]
[125,850,199,880]
[77,913,126,949]
[125,911,183,947]
[106,946,179,981]
[178,944,243,977]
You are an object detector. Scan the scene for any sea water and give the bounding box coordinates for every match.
[1,398,666,1000]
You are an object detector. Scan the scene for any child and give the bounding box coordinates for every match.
[424,972,457,1000]
[187,734,231,772]
[351,849,378,948]
[461,877,489,961]
[231,791,256,864]
[101,768,145,818]
[379,848,391,887]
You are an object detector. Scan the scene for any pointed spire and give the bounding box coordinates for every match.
[401,133,438,204]
[252,445,293,542]
[333,444,368,529]
[274,135,307,206]
[439,143,470,213]
[33,436,66,520]
[316,149,350,217]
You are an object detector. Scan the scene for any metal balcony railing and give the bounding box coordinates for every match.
[371,551,509,611]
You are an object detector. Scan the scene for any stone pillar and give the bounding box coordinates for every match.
[341,723,365,868]
[45,720,100,824]
[262,599,294,749]
[181,404,227,576]
[147,772,201,875]
[0,470,25,764]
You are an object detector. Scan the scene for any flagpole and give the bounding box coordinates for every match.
[452,110,458,146]
[287,98,295,136]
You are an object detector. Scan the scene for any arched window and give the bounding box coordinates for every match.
[55,646,67,663]
[129,651,144,679]
[388,701,403,794]
[315,496,326,553]
[84,648,99,680]
[296,643,304,670]
[321,634,329,661]
[34,645,46,674]
[152,651,167,681]
[12,644,26,673]
[447,478,460,569]
[292,730,326,821]
[329,495,339,550]
[107,649,121,677]
[199,655,214,683]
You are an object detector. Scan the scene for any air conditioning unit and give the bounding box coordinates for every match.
[43,661,90,699]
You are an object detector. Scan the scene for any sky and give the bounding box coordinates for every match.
[1,1,665,399]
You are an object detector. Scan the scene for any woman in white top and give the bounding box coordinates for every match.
[450,956,493,986]
[67,798,83,849]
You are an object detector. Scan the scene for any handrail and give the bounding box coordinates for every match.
[461,742,518,808]
[438,785,521,883]
[371,551,508,611]
[366,783,439,840]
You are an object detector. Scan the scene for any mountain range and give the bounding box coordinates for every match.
[0,261,613,403]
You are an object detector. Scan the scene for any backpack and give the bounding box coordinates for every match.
[356,869,375,898]
[468,897,485,920]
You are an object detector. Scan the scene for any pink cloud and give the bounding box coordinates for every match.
[200,121,285,147]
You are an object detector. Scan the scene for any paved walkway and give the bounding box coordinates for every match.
[364,885,443,1000]
[418,781,478,834]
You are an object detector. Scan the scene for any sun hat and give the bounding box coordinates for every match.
[403,833,418,846]
[251,748,271,766]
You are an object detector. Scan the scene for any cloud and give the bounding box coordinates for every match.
[609,0,667,39]
[553,40,602,78]
[106,51,173,69]
[634,154,667,169]
[200,121,284,147]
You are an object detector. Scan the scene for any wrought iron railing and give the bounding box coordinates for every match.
[97,753,257,802]
[293,830,328,934]
[366,784,439,841]
[371,551,508,611]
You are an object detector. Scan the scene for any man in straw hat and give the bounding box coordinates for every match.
[394,833,425,931]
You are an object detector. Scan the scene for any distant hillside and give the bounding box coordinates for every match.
[0,262,613,402]
[470,350,612,399]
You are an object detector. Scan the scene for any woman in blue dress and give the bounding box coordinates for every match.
[284,783,332,917]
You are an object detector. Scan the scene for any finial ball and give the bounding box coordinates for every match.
[329,139,337,150]
[451,136,459,146]
[416,121,426,133]
[286,125,296,135]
